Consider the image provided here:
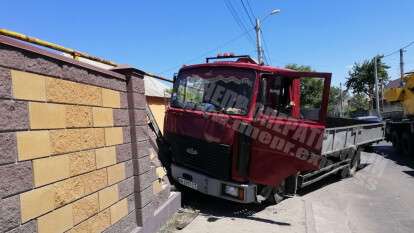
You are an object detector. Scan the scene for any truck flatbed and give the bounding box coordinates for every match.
[322,118,385,155]
[299,118,385,188]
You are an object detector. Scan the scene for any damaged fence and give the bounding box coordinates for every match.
[0,35,180,233]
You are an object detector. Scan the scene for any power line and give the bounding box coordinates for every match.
[246,0,256,19]
[383,40,414,57]
[240,0,255,27]
[159,1,259,75]
[261,30,272,65]
[374,40,414,82]
[238,0,265,64]
[159,29,254,75]
[237,0,262,62]
[261,29,273,65]
[225,0,245,30]
[401,41,414,50]
[224,0,255,45]
[239,0,269,63]
[238,0,274,65]
[384,50,400,58]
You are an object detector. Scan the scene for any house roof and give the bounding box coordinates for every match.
[144,75,171,98]
[386,79,402,88]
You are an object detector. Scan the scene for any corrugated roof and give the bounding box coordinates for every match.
[144,75,171,98]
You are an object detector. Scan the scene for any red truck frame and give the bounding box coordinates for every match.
[163,55,383,203]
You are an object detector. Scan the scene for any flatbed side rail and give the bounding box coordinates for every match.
[322,122,385,155]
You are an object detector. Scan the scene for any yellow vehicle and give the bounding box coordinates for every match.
[384,72,414,156]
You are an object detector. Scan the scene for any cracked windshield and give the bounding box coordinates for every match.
[171,68,255,115]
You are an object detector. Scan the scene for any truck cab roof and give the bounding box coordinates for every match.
[179,55,331,79]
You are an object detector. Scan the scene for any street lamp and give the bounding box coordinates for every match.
[255,9,281,64]
[271,9,281,15]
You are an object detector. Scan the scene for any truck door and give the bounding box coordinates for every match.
[248,73,331,187]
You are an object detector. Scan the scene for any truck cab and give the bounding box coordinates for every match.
[164,54,332,203]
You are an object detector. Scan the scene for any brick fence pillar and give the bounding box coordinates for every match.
[112,67,181,233]
[112,68,157,228]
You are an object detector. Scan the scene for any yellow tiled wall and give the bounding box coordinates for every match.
[11,70,130,233]
[146,96,166,133]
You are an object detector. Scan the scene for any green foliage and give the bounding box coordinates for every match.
[165,88,173,95]
[346,57,389,98]
[285,64,313,72]
[185,87,203,103]
[285,64,322,107]
[347,93,370,116]
[285,64,348,117]
[301,78,324,108]
[328,86,341,114]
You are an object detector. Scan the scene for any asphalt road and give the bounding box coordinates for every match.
[162,142,414,233]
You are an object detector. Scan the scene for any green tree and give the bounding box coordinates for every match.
[285,64,341,114]
[347,93,370,117]
[328,86,341,116]
[285,64,312,72]
[285,64,322,107]
[345,57,389,111]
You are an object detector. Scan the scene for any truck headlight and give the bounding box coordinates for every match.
[222,184,245,200]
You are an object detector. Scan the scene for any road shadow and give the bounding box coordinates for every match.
[297,175,341,196]
[178,156,376,224]
[373,144,414,170]
[175,145,408,227]
[297,162,371,196]
[403,170,414,177]
[179,188,291,226]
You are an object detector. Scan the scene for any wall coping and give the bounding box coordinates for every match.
[0,35,126,81]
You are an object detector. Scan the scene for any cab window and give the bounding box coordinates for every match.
[260,75,294,118]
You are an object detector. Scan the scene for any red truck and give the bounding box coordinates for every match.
[163,54,384,203]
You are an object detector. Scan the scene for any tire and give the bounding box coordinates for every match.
[285,174,299,196]
[340,149,361,178]
[364,145,374,153]
[401,132,414,157]
[348,150,361,177]
[266,181,286,205]
[391,131,402,153]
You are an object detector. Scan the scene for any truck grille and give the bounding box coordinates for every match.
[166,133,232,180]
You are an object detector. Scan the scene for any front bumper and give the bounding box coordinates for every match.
[171,164,257,203]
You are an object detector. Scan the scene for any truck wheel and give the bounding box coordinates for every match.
[391,131,402,153]
[265,181,286,205]
[348,150,361,177]
[340,149,361,178]
[401,132,414,156]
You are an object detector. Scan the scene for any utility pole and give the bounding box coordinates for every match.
[255,18,263,65]
[400,49,405,87]
[339,83,343,117]
[254,9,280,65]
[374,56,381,118]
[381,80,385,110]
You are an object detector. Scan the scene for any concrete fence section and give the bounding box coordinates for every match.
[0,35,180,233]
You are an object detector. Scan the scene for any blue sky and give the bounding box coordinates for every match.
[2,0,414,86]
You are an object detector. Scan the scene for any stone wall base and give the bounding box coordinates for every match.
[139,192,181,233]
